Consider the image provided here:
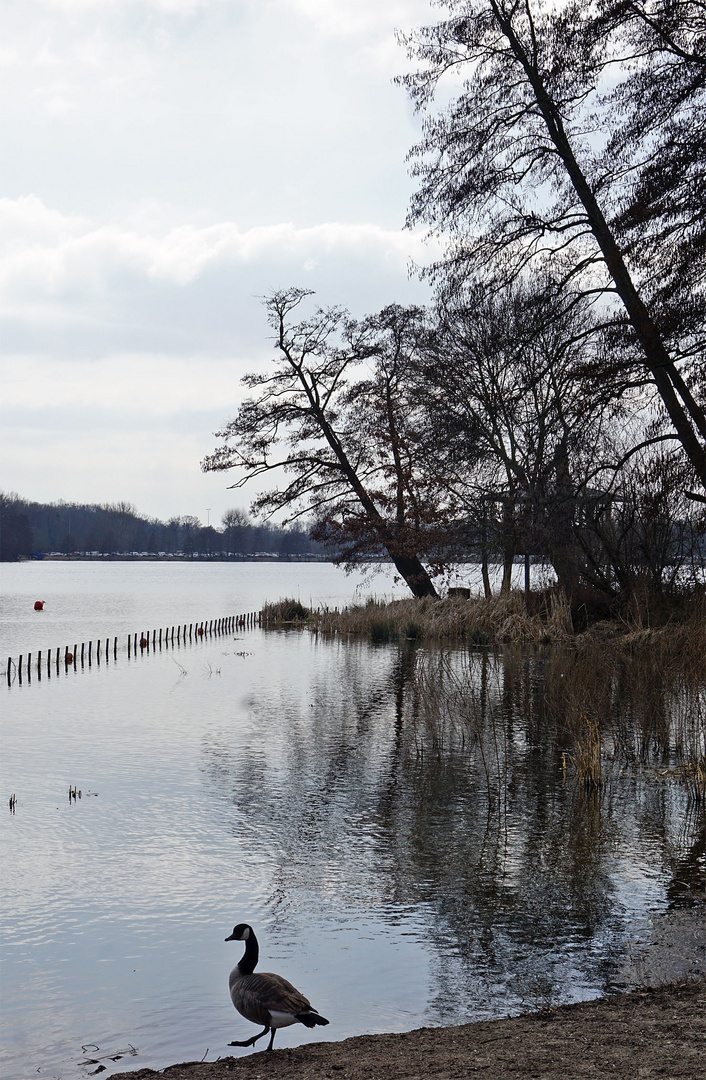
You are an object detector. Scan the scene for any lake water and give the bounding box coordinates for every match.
[1,562,704,1080]
[0,559,545,663]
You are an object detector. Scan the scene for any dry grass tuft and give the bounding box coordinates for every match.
[567,714,604,790]
[262,598,312,625]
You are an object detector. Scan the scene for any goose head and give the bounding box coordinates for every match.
[225,923,252,943]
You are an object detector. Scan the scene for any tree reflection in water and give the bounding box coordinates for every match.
[202,639,705,1022]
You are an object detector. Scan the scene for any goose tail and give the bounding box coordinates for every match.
[296,1010,329,1028]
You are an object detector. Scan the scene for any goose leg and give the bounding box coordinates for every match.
[266,1028,277,1051]
[229,1025,271,1048]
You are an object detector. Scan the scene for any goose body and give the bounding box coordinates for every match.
[225,923,329,1052]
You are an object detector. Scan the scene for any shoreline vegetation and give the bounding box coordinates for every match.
[110,979,705,1080]
[262,587,706,648]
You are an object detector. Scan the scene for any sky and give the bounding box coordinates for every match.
[0,0,439,527]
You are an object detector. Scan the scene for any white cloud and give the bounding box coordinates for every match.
[0,197,437,345]
[284,0,431,37]
[0,0,436,519]
[33,0,228,13]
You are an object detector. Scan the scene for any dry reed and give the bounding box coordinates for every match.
[311,591,574,645]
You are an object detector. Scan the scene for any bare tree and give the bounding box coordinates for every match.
[202,289,441,598]
[420,282,613,598]
[398,0,706,492]
[576,448,706,595]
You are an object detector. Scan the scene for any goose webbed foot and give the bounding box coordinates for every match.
[228,1025,271,1048]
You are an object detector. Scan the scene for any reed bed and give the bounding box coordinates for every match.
[261,598,313,625]
[309,591,575,644]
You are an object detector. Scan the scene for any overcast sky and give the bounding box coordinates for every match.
[0,0,439,526]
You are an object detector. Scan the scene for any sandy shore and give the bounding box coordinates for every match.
[111,979,705,1080]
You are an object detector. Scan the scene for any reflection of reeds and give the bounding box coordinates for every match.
[675,759,706,804]
[407,616,705,807]
[670,684,706,804]
[412,650,508,808]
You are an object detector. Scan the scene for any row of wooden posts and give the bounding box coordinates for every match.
[6,611,261,685]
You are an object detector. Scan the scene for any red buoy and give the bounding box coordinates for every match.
[197,626,204,636]
[34,600,45,611]
[139,636,148,648]
[66,652,74,663]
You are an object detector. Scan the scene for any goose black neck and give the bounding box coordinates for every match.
[238,930,259,975]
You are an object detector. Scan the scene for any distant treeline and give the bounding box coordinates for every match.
[0,494,326,561]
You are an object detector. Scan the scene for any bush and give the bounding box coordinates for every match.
[369,620,399,644]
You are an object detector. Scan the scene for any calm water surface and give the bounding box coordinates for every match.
[1,564,703,1080]
[0,561,414,660]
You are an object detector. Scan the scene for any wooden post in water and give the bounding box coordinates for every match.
[114,637,117,659]
[56,647,61,671]
[88,641,92,664]
[18,657,22,684]
[27,653,31,678]
[127,634,131,657]
[7,658,11,685]
[97,639,101,663]
[73,645,78,668]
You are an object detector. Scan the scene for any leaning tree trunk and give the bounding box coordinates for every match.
[390,553,438,598]
[497,11,706,491]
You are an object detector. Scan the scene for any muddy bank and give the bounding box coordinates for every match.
[112,979,704,1080]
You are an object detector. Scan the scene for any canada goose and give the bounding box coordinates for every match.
[225,923,329,1052]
